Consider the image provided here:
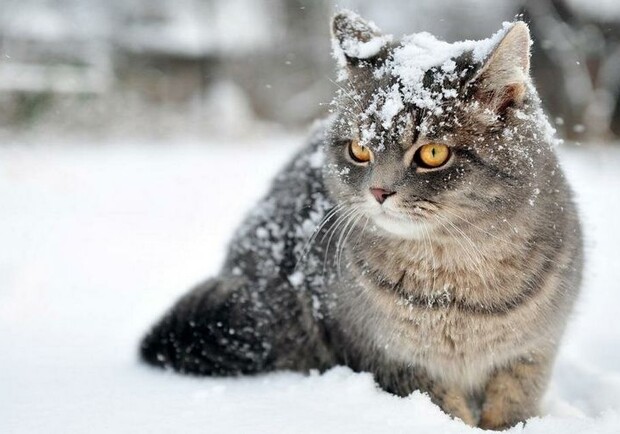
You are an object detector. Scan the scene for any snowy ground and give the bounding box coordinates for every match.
[1,137,619,433]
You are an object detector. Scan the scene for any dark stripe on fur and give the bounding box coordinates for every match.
[353,255,554,316]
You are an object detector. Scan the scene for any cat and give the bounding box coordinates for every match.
[140,11,583,430]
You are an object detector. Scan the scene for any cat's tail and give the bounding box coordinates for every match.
[139,276,335,376]
[139,277,276,375]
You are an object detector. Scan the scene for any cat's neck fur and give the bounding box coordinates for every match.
[346,210,545,312]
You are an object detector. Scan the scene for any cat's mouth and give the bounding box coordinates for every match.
[364,202,434,239]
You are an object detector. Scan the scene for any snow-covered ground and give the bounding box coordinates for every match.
[1,137,619,433]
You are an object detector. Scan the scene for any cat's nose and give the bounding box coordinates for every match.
[370,187,396,204]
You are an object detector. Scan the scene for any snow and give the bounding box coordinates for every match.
[378,84,405,129]
[288,270,305,287]
[333,19,525,149]
[381,23,511,115]
[342,35,392,60]
[333,10,393,61]
[1,138,620,433]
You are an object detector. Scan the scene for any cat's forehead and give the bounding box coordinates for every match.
[338,26,513,150]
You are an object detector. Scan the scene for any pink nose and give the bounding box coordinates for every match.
[370,187,396,204]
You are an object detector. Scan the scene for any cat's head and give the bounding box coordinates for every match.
[324,11,556,239]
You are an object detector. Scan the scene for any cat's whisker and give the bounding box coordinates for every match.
[295,204,346,271]
[356,216,370,247]
[335,208,363,277]
[345,214,371,279]
[335,210,355,277]
[439,205,562,267]
[399,210,432,296]
[299,206,341,255]
[433,212,486,267]
[320,213,348,274]
[326,76,364,114]
[322,207,359,275]
[320,205,355,243]
[422,223,437,297]
[337,210,364,278]
[433,213,491,292]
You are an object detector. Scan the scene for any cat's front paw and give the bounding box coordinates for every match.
[478,402,528,431]
[478,416,519,431]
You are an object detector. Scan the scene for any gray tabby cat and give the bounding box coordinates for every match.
[140,11,583,430]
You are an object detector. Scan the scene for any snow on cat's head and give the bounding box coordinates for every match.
[324,10,557,239]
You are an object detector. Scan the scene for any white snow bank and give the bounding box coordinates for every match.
[0,139,619,433]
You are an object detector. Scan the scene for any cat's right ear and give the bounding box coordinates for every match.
[331,10,392,80]
[471,22,531,114]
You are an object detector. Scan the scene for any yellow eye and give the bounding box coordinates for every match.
[348,139,372,163]
[415,143,450,168]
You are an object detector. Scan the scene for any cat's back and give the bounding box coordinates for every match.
[221,126,333,287]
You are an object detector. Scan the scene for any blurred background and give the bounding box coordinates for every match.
[0,0,619,143]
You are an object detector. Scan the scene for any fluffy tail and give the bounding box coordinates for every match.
[139,276,335,375]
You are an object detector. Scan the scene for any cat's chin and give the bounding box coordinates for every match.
[370,212,432,239]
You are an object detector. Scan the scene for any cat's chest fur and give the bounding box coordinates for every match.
[333,230,554,390]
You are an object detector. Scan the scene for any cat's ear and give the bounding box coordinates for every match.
[472,22,531,113]
[331,10,391,77]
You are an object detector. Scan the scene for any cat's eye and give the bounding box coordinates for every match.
[414,143,451,169]
[348,139,373,164]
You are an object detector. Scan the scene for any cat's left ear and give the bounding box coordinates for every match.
[331,10,392,78]
[472,22,531,113]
